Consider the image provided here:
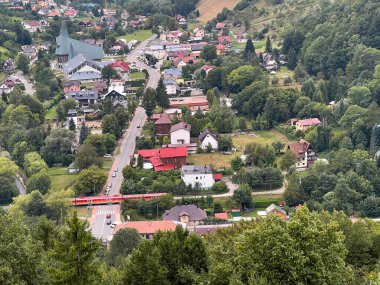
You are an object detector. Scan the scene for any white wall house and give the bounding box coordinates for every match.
[181,165,215,189]
[199,129,218,150]
[170,122,191,145]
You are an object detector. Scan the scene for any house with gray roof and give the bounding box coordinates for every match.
[66,89,99,108]
[198,129,218,150]
[181,165,215,189]
[56,21,104,68]
[163,204,207,225]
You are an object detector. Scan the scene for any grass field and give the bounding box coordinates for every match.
[130,72,146,80]
[48,167,78,192]
[117,30,153,42]
[45,105,58,121]
[190,130,295,169]
[196,0,239,23]
[0,72,6,82]
[0,46,10,61]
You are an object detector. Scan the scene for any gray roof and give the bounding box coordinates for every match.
[170,122,191,133]
[163,68,182,76]
[67,109,77,115]
[63,53,103,74]
[68,72,102,81]
[198,129,217,142]
[63,80,80,87]
[56,21,104,61]
[182,165,212,175]
[66,90,98,100]
[163,205,207,222]
[266,204,287,216]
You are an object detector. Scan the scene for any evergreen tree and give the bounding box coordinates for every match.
[50,211,100,284]
[137,155,144,169]
[142,88,157,117]
[79,122,89,144]
[370,124,380,155]
[265,36,272,53]
[287,47,297,70]
[68,118,76,131]
[243,39,255,60]
[156,79,170,108]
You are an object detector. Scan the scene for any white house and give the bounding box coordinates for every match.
[163,80,179,96]
[198,129,218,150]
[181,165,215,189]
[170,122,191,145]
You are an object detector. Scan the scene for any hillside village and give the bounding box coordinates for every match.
[0,0,380,283]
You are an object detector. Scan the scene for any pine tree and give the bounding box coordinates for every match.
[50,211,100,284]
[142,88,157,117]
[68,118,76,131]
[243,39,255,60]
[287,47,297,70]
[79,122,89,144]
[370,125,380,155]
[156,79,170,108]
[265,36,272,53]
[137,155,144,169]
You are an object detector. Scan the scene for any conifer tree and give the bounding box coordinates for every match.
[79,122,89,144]
[156,78,170,108]
[265,36,272,53]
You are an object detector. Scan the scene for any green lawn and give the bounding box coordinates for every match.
[48,167,78,192]
[117,30,153,42]
[0,72,6,82]
[242,208,266,217]
[45,105,58,121]
[130,72,146,80]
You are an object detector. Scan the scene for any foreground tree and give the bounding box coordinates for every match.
[74,166,107,195]
[101,65,120,87]
[156,79,170,108]
[109,228,141,265]
[50,211,100,285]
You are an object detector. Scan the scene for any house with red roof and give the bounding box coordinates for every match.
[216,44,226,55]
[295,118,321,131]
[215,212,228,220]
[215,22,226,29]
[64,9,78,18]
[138,146,188,171]
[218,36,231,46]
[155,113,171,136]
[287,139,318,169]
[201,65,215,74]
[113,221,178,240]
[110,60,129,80]
[47,11,59,18]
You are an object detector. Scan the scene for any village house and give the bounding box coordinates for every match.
[23,20,43,33]
[201,65,215,75]
[2,58,16,72]
[169,96,209,112]
[154,113,171,136]
[217,36,231,46]
[113,221,178,240]
[66,109,85,130]
[198,129,218,150]
[163,79,179,96]
[216,44,226,55]
[79,19,93,27]
[193,27,205,38]
[64,9,78,18]
[163,205,207,225]
[181,165,215,189]
[0,79,16,94]
[292,118,322,131]
[63,81,81,93]
[65,89,99,108]
[287,139,318,170]
[110,60,129,80]
[215,22,226,30]
[22,45,38,59]
[138,146,188,171]
[170,122,191,145]
[257,204,288,220]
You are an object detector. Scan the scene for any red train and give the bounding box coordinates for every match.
[71,193,167,206]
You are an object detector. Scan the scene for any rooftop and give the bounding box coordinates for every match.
[114,220,177,235]
[182,165,212,175]
[170,122,191,133]
[164,205,207,222]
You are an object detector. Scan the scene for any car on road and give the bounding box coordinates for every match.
[106,213,111,218]
[111,221,122,228]
[108,182,112,187]
[112,172,116,177]
[137,125,141,128]
[106,219,112,225]
[114,168,118,172]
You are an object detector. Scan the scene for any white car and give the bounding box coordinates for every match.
[112,172,116,177]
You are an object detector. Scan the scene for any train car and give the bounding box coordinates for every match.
[70,193,167,206]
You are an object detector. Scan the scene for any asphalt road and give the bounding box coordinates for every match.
[90,204,120,241]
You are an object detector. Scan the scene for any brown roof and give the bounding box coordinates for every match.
[155,113,171,125]
[288,139,310,159]
[170,122,191,133]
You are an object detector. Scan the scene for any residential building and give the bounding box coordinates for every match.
[181,165,215,189]
[55,21,104,67]
[163,205,207,225]
[0,80,15,94]
[79,19,93,27]
[215,212,228,220]
[110,60,129,80]
[294,118,321,131]
[169,96,209,112]
[198,129,218,150]
[65,89,99,107]
[218,36,231,46]
[155,113,171,136]
[2,58,16,72]
[257,204,288,220]
[163,79,179,96]
[287,139,318,170]
[63,81,81,93]
[215,22,226,30]
[22,45,38,59]
[138,146,187,171]
[113,221,178,240]
[170,122,191,145]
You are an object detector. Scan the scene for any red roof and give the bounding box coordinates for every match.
[155,113,171,125]
[297,118,321,126]
[138,149,159,158]
[150,156,163,167]
[115,221,177,235]
[64,9,77,16]
[154,164,175,171]
[160,146,187,158]
[213,174,222,181]
[216,44,225,51]
[111,60,129,72]
[47,11,59,17]
[215,212,228,220]
[218,36,231,44]
[216,22,225,29]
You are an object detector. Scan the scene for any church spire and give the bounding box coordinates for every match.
[59,21,69,37]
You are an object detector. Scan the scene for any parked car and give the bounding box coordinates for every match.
[114,168,118,172]
[106,219,111,225]
[112,172,116,177]
[106,213,111,218]
[108,182,112,187]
